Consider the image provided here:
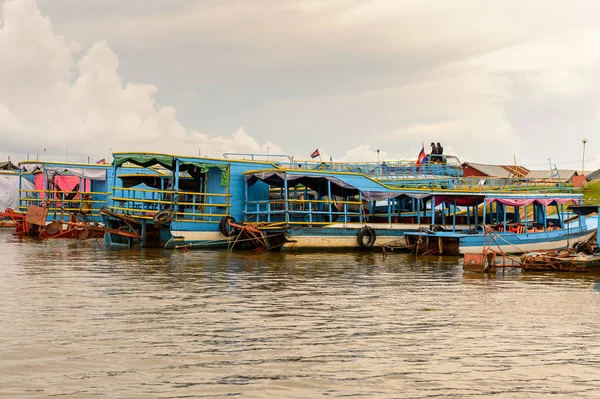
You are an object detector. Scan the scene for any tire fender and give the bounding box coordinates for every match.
[153,209,174,226]
[357,226,376,248]
[220,216,237,237]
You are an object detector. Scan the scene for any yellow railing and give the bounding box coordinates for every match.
[109,187,231,222]
[18,189,109,219]
[245,198,364,224]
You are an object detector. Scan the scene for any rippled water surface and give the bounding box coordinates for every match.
[1,229,599,398]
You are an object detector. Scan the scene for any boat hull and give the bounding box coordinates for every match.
[459,229,596,254]
[405,228,597,256]
[265,223,471,251]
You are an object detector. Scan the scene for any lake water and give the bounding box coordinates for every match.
[1,229,599,398]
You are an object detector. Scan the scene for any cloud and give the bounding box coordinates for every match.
[3,0,600,172]
[0,0,283,163]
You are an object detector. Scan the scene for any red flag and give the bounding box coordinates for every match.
[96,158,106,164]
[311,149,320,159]
[415,145,426,166]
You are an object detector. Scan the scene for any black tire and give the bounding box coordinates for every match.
[219,216,237,237]
[153,209,174,226]
[357,226,376,248]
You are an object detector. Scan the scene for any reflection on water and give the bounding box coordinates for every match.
[0,229,599,398]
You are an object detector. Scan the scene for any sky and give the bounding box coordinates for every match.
[1,0,600,172]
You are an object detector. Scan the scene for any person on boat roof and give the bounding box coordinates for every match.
[430,142,438,155]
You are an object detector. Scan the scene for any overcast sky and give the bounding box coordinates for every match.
[1,0,600,171]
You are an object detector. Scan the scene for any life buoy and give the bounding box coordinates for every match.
[357,226,376,248]
[219,216,237,237]
[153,208,174,226]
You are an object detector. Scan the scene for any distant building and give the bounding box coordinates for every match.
[525,169,580,183]
[462,162,586,184]
[586,168,600,181]
[461,162,529,178]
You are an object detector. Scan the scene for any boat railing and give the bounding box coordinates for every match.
[294,160,463,177]
[382,176,578,193]
[245,198,364,225]
[110,187,231,222]
[18,189,109,218]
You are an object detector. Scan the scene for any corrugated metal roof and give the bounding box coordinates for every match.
[462,163,516,177]
[525,169,578,182]
[587,168,600,181]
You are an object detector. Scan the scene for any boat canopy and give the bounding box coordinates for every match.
[485,197,580,206]
[568,205,600,215]
[246,171,430,201]
[20,162,107,181]
[434,196,484,206]
[114,154,229,186]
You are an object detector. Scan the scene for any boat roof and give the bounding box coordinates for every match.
[112,152,280,169]
[18,160,112,169]
[568,205,600,216]
[245,169,582,203]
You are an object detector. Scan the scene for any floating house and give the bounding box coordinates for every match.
[101,152,279,249]
[4,161,112,238]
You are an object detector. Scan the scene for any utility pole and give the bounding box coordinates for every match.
[582,138,588,175]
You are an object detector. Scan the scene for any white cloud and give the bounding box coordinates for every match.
[2,0,600,172]
[0,0,284,163]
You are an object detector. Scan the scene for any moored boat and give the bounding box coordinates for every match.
[240,169,490,251]
[101,152,279,249]
[3,161,112,239]
[520,205,600,272]
[404,193,594,256]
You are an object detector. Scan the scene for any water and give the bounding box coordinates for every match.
[1,229,599,398]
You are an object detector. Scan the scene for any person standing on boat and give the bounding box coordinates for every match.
[436,142,444,163]
[430,142,438,163]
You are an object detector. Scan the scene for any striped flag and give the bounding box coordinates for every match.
[415,143,426,166]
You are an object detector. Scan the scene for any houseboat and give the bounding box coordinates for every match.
[2,161,112,238]
[240,168,490,251]
[101,152,278,249]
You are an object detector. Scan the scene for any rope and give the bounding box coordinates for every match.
[174,230,283,251]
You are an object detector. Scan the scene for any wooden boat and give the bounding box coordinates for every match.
[4,161,112,239]
[101,152,279,249]
[241,168,484,251]
[520,205,600,272]
[403,192,594,256]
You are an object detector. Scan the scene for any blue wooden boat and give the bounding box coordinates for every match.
[241,169,492,251]
[101,152,278,248]
[404,193,594,255]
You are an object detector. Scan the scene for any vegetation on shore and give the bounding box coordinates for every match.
[582,180,600,205]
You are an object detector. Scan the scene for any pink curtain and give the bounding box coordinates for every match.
[485,197,580,206]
